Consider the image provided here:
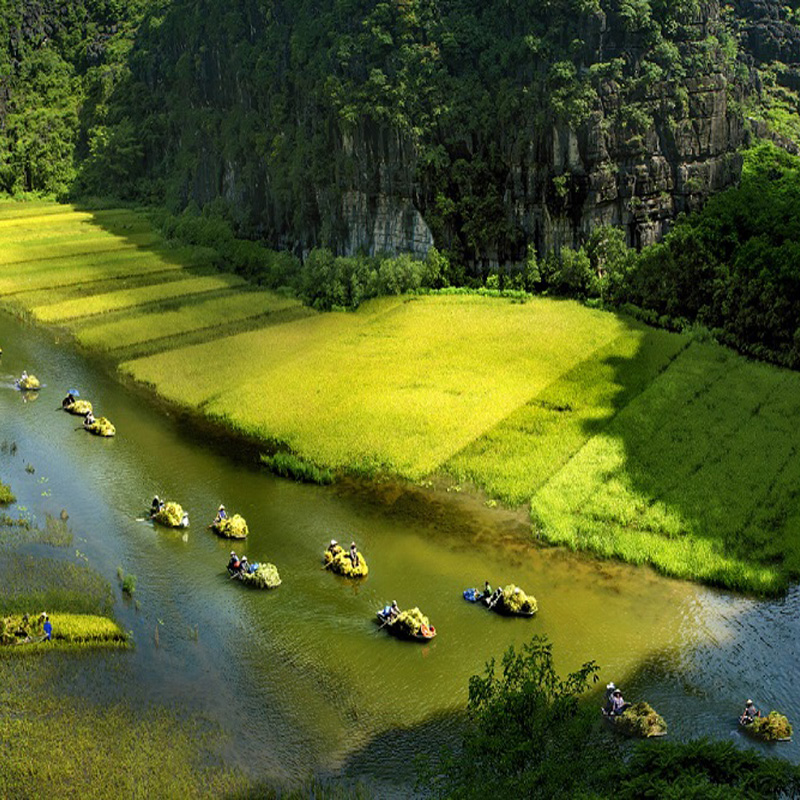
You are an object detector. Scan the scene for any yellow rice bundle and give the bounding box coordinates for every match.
[211,514,249,539]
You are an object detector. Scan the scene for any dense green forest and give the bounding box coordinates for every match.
[3,0,800,366]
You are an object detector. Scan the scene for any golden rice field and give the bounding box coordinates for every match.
[3,200,800,593]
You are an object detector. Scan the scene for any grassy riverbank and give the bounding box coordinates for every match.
[2,200,800,593]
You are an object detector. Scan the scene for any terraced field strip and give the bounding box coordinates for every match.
[33,273,248,323]
[75,289,302,351]
[0,233,161,267]
[122,295,631,478]
[529,342,800,593]
[446,326,689,505]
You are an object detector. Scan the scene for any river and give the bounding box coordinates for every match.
[0,308,797,795]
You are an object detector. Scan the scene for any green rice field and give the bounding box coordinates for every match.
[2,200,800,593]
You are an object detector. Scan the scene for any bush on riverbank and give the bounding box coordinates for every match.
[260,452,333,484]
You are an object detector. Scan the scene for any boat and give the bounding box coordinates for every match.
[84,417,116,437]
[151,501,189,528]
[210,513,248,539]
[463,584,537,617]
[375,606,436,642]
[228,560,281,589]
[739,711,793,742]
[15,374,40,391]
[63,399,93,416]
[601,702,667,738]
[323,543,368,577]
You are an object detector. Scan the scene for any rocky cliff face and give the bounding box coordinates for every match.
[90,1,799,268]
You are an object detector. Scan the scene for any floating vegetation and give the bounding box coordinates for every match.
[63,399,93,416]
[260,452,333,484]
[210,514,248,539]
[85,416,116,437]
[498,584,537,616]
[0,482,15,505]
[238,562,281,589]
[748,712,793,742]
[152,501,186,528]
[613,702,668,738]
[25,464,35,474]
[323,546,368,577]
[17,375,40,391]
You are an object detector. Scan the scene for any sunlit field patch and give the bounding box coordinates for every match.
[74,289,301,350]
[33,273,248,322]
[123,295,630,477]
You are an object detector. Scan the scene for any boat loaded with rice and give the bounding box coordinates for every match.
[740,711,793,742]
[84,416,116,437]
[375,606,436,642]
[210,513,249,539]
[151,501,189,528]
[228,559,281,589]
[15,374,40,391]
[463,584,537,617]
[323,541,368,577]
[601,684,667,738]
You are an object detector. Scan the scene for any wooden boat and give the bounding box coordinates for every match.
[210,514,248,539]
[151,501,188,528]
[323,545,368,577]
[15,375,40,391]
[739,716,792,742]
[601,705,667,738]
[63,399,93,416]
[463,586,536,617]
[375,607,436,642]
[228,561,281,589]
[84,417,116,437]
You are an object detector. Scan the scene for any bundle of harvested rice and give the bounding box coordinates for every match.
[64,399,93,416]
[85,417,116,437]
[211,514,248,539]
[18,375,40,390]
[323,548,368,577]
[499,584,538,615]
[239,562,281,589]
[751,712,793,741]
[153,501,185,528]
[614,702,667,738]
[391,607,430,637]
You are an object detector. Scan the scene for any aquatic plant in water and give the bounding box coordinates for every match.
[0,482,15,505]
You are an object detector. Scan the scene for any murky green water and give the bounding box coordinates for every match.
[1,309,798,794]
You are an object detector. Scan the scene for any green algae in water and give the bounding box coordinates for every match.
[0,482,15,505]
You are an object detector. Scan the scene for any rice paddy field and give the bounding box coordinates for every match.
[2,199,800,593]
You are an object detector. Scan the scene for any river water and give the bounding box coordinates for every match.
[0,308,798,794]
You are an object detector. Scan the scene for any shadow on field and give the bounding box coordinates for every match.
[532,315,800,595]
